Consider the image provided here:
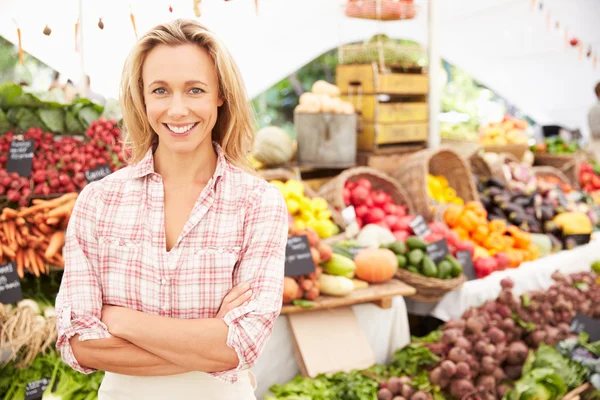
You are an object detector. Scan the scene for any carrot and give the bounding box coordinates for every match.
[15,229,26,248]
[17,193,77,217]
[44,231,65,260]
[2,222,10,243]
[27,249,40,277]
[1,208,18,221]
[46,217,60,226]
[6,221,16,248]
[47,200,76,219]
[2,244,16,259]
[51,253,64,268]
[36,223,53,235]
[35,252,46,275]
[31,199,46,205]
[30,227,44,239]
[16,250,24,279]
[15,217,26,226]
[23,248,31,274]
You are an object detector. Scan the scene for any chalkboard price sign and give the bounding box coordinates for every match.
[285,235,316,277]
[0,262,23,304]
[85,164,112,183]
[410,215,431,239]
[571,312,600,342]
[6,139,35,178]
[456,250,475,280]
[426,239,449,263]
[25,378,51,400]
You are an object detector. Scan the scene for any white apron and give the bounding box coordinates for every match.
[98,371,257,400]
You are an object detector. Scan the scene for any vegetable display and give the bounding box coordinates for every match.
[579,161,600,196]
[479,116,529,146]
[0,193,75,277]
[427,175,464,206]
[531,136,580,155]
[252,126,296,167]
[294,80,355,115]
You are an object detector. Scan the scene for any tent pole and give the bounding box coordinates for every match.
[78,0,86,94]
[427,0,441,149]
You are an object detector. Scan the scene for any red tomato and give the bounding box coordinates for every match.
[365,207,385,223]
[394,230,409,242]
[356,178,372,191]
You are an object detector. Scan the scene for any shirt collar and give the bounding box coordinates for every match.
[130,141,227,186]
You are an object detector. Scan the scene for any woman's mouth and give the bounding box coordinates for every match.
[163,122,199,136]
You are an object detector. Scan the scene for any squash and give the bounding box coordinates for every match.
[319,274,355,296]
[353,248,398,283]
[312,80,340,98]
[299,92,321,108]
[252,126,295,166]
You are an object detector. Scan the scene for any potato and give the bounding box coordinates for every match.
[311,80,340,98]
[299,92,320,108]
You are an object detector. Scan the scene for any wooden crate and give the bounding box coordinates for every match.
[336,63,429,95]
[357,143,426,174]
[359,122,428,150]
[341,94,428,123]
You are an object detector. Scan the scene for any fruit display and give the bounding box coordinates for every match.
[579,161,600,195]
[270,179,338,239]
[427,174,464,205]
[0,120,123,206]
[479,115,529,146]
[443,202,537,277]
[343,178,410,233]
[384,237,464,280]
[294,80,355,114]
[252,126,296,168]
[0,193,76,277]
[531,136,580,155]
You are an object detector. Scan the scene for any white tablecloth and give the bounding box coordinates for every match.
[425,237,600,322]
[251,296,411,399]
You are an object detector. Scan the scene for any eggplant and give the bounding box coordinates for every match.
[485,186,503,197]
[489,206,507,219]
[486,177,506,189]
[540,206,555,222]
[529,223,542,234]
[505,204,525,215]
[525,206,535,216]
[480,194,492,210]
[547,233,563,252]
[512,195,533,208]
[508,212,525,225]
[543,221,561,236]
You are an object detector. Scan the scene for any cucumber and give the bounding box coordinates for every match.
[437,260,452,279]
[387,241,407,255]
[445,255,463,277]
[407,266,420,275]
[408,249,424,267]
[331,244,354,260]
[422,256,438,278]
[396,254,407,268]
[406,236,427,251]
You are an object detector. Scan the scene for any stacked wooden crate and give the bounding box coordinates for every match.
[336,62,429,173]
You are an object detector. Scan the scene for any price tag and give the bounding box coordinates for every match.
[410,215,431,238]
[426,239,449,263]
[6,139,34,178]
[456,250,476,280]
[0,262,23,304]
[284,235,316,277]
[563,234,591,250]
[25,378,50,400]
[570,312,600,342]
[85,164,112,183]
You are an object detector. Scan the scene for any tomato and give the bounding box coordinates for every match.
[356,178,372,191]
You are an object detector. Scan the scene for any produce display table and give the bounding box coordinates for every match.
[411,234,600,321]
[252,296,411,399]
[281,279,415,314]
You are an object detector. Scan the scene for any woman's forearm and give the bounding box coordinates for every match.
[111,310,239,372]
[70,335,190,376]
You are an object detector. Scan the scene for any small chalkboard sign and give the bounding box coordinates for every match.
[285,236,316,277]
[25,377,50,400]
[85,164,112,183]
[410,215,431,239]
[457,250,476,280]
[563,234,591,250]
[570,312,600,342]
[426,239,449,263]
[0,262,22,304]
[6,139,34,178]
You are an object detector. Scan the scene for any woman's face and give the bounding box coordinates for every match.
[142,44,223,156]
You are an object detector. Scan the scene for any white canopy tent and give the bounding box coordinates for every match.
[1,0,599,136]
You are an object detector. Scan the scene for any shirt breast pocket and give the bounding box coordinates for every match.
[185,247,241,314]
[98,237,144,307]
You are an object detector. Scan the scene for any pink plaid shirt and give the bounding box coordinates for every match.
[55,143,288,383]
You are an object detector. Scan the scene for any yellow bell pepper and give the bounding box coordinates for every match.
[311,197,329,212]
[286,198,300,214]
[284,180,304,198]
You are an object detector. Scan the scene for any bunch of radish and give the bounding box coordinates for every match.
[343,178,410,238]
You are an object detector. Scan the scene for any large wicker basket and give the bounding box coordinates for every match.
[317,166,415,229]
[345,0,417,21]
[392,148,479,222]
[483,144,529,161]
[532,166,572,187]
[533,152,586,186]
[396,268,467,302]
[470,151,519,185]
[260,168,345,229]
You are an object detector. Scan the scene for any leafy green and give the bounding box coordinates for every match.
[0,82,23,108]
[388,344,440,377]
[504,368,566,400]
[0,108,10,134]
[292,299,315,308]
[65,110,85,134]
[38,108,65,133]
[12,107,45,131]
[77,106,101,128]
[530,344,588,390]
[411,329,442,344]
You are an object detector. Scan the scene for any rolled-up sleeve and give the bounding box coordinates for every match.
[55,183,111,374]
[219,183,288,374]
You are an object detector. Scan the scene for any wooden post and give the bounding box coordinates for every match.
[427,0,441,149]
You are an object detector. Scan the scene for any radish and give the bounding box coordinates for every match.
[351,186,369,205]
[365,207,385,223]
[372,190,387,207]
[384,215,400,229]
[356,178,372,191]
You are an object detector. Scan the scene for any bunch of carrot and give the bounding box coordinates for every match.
[0,193,77,278]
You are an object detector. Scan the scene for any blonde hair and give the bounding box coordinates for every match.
[119,19,254,171]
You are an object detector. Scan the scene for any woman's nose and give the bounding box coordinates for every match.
[167,94,189,118]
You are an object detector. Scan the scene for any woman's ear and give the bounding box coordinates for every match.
[218,97,224,107]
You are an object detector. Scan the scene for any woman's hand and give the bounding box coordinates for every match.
[216,282,253,319]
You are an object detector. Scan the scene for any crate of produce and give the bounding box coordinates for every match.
[340,94,428,124]
[344,0,417,21]
[338,38,425,71]
[318,166,414,230]
[534,152,586,187]
[396,267,467,302]
[260,168,344,238]
[294,112,357,169]
[336,63,428,96]
[392,148,479,222]
[358,122,428,151]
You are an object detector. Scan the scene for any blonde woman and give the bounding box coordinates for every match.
[55,19,288,400]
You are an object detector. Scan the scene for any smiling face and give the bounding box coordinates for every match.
[142,44,223,156]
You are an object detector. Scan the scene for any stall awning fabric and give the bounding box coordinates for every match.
[1,0,599,135]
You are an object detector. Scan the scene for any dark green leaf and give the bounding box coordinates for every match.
[77,105,101,128]
[0,83,23,108]
[37,108,65,133]
[292,299,315,308]
[0,108,11,134]
[65,111,85,134]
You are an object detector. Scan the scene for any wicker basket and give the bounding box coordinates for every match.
[470,151,519,186]
[259,168,345,229]
[317,166,415,229]
[345,0,417,21]
[532,166,572,186]
[392,148,479,222]
[483,144,529,161]
[534,153,585,186]
[396,268,467,302]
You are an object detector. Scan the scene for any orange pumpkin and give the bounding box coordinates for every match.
[354,248,398,283]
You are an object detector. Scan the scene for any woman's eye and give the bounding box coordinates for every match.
[153,88,167,95]
[189,88,204,94]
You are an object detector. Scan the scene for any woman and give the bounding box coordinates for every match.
[55,19,288,400]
